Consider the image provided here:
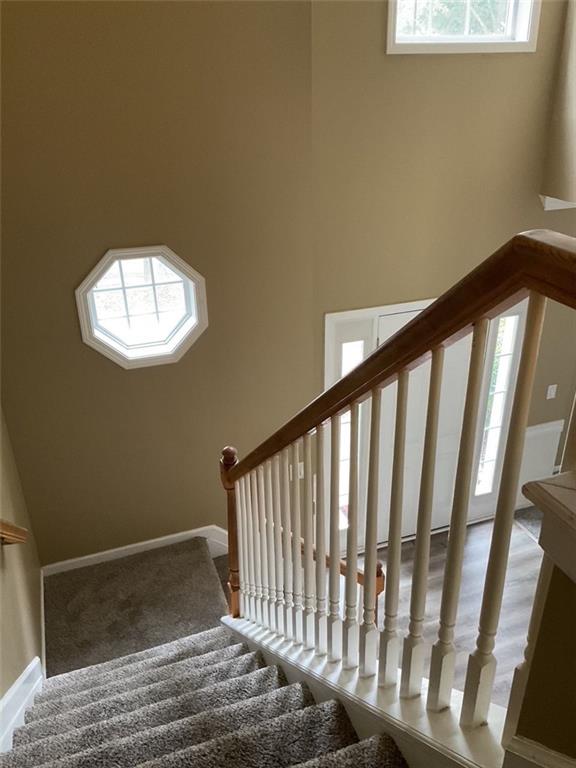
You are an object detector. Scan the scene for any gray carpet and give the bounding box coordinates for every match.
[5,536,410,768]
[44,537,228,676]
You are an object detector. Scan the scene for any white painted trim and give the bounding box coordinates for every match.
[222,616,507,768]
[42,525,228,576]
[75,245,209,370]
[324,298,435,390]
[505,736,576,768]
[540,196,576,212]
[0,657,43,753]
[515,421,565,509]
[386,0,541,54]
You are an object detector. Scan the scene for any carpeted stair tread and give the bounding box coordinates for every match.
[20,684,314,768]
[39,627,234,701]
[295,734,409,767]
[9,666,286,757]
[16,652,265,743]
[133,700,358,768]
[31,643,248,719]
[44,538,228,677]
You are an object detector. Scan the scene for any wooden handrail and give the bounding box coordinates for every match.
[228,230,576,482]
[0,519,28,545]
[298,536,385,595]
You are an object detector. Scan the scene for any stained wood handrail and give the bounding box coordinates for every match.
[228,230,576,482]
[298,535,385,595]
[0,519,28,545]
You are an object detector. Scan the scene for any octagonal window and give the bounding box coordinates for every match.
[76,246,208,368]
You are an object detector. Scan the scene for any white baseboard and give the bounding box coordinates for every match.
[504,736,576,768]
[42,525,228,577]
[0,657,43,753]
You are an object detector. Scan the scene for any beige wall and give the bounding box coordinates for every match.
[0,411,43,697]
[2,1,576,565]
[517,565,576,758]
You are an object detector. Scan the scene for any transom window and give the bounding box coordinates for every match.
[76,246,208,369]
[387,0,541,53]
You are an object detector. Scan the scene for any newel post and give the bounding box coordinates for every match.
[220,446,240,617]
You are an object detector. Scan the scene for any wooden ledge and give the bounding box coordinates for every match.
[522,471,576,583]
[0,519,28,545]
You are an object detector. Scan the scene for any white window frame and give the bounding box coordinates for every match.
[387,0,542,54]
[76,245,208,370]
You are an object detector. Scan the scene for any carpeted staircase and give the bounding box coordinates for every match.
[1,539,409,768]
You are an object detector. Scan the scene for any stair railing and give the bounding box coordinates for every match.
[220,229,576,730]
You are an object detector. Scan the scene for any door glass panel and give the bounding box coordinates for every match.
[475,314,519,496]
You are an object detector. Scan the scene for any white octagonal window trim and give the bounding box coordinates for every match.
[76,246,208,369]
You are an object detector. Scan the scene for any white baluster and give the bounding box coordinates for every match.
[379,370,408,687]
[235,478,246,618]
[249,470,263,625]
[461,292,547,727]
[360,388,382,677]
[257,465,270,629]
[327,414,343,662]
[281,448,294,640]
[265,460,277,632]
[303,432,316,649]
[291,440,304,644]
[427,320,489,711]
[401,347,445,698]
[502,555,553,745]
[272,454,285,635]
[315,422,328,656]
[343,401,360,669]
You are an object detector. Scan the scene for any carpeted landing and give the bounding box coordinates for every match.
[4,536,409,767]
[44,538,229,677]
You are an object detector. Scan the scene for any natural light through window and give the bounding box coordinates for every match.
[76,246,208,369]
[475,315,518,496]
[339,340,365,529]
[388,0,540,53]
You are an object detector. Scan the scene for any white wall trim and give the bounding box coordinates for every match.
[42,525,228,577]
[505,736,576,768]
[0,657,43,753]
[515,420,565,509]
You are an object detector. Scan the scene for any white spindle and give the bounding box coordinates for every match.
[401,347,445,698]
[502,554,553,745]
[359,388,382,677]
[303,432,316,649]
[460,292,547,727]
[379,370,408,687]
[343,401,360,669]
[427,320,489,712]
[281,448,294,639]
[327,414,343,662]
[236,478,246,618]
[291,440,304,644]
[272,454,285,635]
[249,470,263,625]
[257,465,270,629]
[315,422,328,656]
[265,460,277,632]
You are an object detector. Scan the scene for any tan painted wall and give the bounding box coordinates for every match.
[0,411,43,697]
[2,1,576,565]
[517,565,576,758]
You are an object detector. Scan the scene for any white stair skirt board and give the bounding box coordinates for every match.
[42,525,228,576]
[222,616,507,768]
[503,736,576,768]
[0,657,43,753]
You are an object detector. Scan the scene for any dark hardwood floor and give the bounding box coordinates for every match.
[367,514,543,707]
